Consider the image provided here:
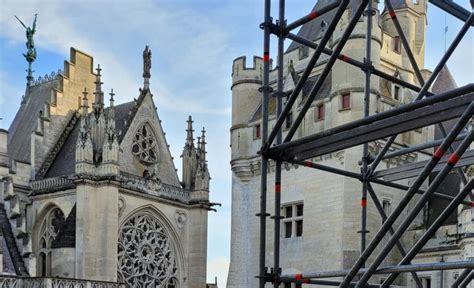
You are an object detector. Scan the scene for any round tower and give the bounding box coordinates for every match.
[330,3,382,121]
[381,0,427,84]
[230,56,263,160]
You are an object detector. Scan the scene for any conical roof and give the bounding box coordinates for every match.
[431,65,457,93]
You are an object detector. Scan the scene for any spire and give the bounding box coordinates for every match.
[109,88,115,107]
[186,115,194,147]
[197,136,201,151]
[108,89,116,125]
[200,127,207,162]
[93,64,104,111]
[81,88,89,116]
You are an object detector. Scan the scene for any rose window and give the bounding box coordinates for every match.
[132,123,159,164]
[118,212,179,287]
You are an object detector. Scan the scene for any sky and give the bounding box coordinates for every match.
[0,0,472,287]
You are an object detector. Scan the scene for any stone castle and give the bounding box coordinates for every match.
[0,46,211,287]
[228,0,473,287]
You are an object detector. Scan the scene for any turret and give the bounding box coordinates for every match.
[101,89,119,175]
[181,116,197,190]
[90,65,106,163]
[381,0,427,83]
[231,56,265,160]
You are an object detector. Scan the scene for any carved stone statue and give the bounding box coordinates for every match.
[15,14,37,63]
[143,45,152,79]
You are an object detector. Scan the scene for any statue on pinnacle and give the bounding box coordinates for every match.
[143,45,152,89]
[15,14,37,86]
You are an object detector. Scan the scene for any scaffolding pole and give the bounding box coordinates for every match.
[256,0,473,286]
[258,0,271,287]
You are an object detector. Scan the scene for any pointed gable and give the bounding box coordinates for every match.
[118,90,181,187]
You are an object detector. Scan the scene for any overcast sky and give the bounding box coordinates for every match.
[0,0,472,287]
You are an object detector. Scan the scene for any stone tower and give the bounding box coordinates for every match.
[227,0,436,287]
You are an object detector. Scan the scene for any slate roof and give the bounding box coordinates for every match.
[8,80,59,164]
[286,0,368,53]
[429,65,464,224]
[45,101,136,178]
[287,0,339,52]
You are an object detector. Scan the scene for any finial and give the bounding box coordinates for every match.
[96,64,102,76]
[143,45,152,89]
[200,127,207,161]
[94,64,104,110]
[109,89,115,107]
[185,115,194,147]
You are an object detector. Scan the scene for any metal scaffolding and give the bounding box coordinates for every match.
[257,0,473,287]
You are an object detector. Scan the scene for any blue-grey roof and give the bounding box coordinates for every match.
[45,101,137,178]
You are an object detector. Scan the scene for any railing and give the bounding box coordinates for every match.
[30,172,190,203]
[31,70,62,87]
[119,172,190,203]
[31,176,74,194]
[0,276,126,288]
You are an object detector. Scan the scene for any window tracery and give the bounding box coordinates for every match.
[118,212,179,287]
[37,208,64,276]
[132,123,159,164]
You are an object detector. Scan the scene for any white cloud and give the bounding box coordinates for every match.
[1,1,234,285]
[207,257,230,288]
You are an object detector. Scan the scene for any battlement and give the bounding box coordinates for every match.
[232,56,272,85]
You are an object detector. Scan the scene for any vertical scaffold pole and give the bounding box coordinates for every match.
[259,0,271,287]
[360,0,373,261]
[273,0,284,287]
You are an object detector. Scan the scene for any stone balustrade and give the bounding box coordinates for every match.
[31,176,74,194]
[119,172,191,203]
[0,276,126,288]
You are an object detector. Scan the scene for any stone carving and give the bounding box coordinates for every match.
[15,14,37,63]
[174,210,187,229]
[118,197,126,217]
[132,123,159,164]
[143,45,152,79]
[118,212,179,287]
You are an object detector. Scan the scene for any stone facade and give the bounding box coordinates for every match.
[0,46,211,288]
[228,0,471,287]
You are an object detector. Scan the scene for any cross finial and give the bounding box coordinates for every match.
[96,64,102,76]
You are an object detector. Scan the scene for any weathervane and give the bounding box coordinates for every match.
[15,14,37,86]
[143,45,152,90]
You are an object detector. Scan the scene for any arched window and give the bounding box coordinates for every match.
[37,208,64,276]
[118,212,179,287]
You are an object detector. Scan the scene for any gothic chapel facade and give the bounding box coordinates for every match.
[0,47,211,287]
